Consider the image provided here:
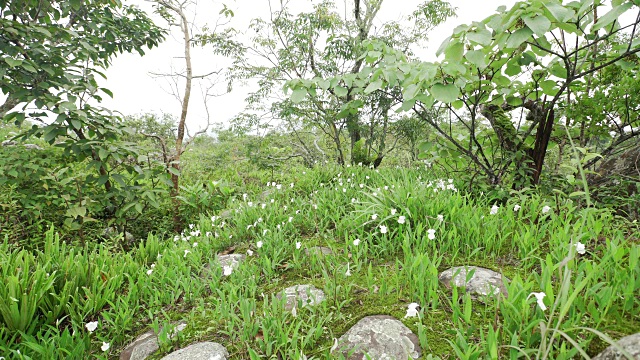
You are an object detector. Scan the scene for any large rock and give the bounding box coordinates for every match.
[277,284,325,311]
[160,342,228,360]
[439,266,509,298]
[592,333,640,359]
[120,322,186,360]
[589,142,640,195]
[332,315,421,360]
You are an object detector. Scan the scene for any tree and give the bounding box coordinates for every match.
[151,0,240,230]
[1,0,168,233]
[292,0,640,186]
[234,0,455,166]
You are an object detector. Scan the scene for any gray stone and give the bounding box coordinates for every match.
[23,144,43,150]
[160,342,229,360]
[219,209,232,219]
[277,284,326,311]
[120,322,187,360]
[592,333,640,359]
[439,266,509,298]
[103,227,135,243]
[217,254,245,270]
[305,246,334,256]
[332,315,421,360]
[2,140,16,146]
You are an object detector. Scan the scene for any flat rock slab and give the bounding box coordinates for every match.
[592,333,640,359]
[332,315,421,360]
[120,322,186,360]
[277,284,326,311]
[160,342,228,360]
[305,246,334,256]
[439,266,509,298]
[217,254,245,269]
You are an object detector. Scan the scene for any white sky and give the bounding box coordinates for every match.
[102,0,517,132]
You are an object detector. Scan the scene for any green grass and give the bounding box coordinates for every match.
[1,164,639,359]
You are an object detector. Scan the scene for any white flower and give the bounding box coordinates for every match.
[146,269,153,275]
[345,263,351,277]
[86,321,98,333]
[270,199,275,203]
[151,263,156,269]
[223,265,233,276]
[372,192,377,197]
[366,176,370,180]
[514,204,521,212]
[437,214,444,222]
[574,242,586,255]
[288,216,294,223]
[205,231,212,237]
[183,249,190,257]
[391,208,397,215]
[192,242,198,248]
[398,216,406,224]
[101,342,110,352]
[405,303,420,318]
[353,238,361,246]
[313,204,318,210]
[371,214,378,220]
[247,249,254,256]
[427,229,436,240]
[542,205,551,214]
[261,203,266,209]
[359,184,364,188]
[384,186,389,190]
[296,242,302,249]
[490,204,499,215]
[263,229,268,236]
[243,193,248,200]
[189,223,195,229]
[291,306,297,317]
[276,184,282,190]
[529,292,547,311]
[380,225,388,234]
[256,241,263,248]
[351,198,356,203]
[290,183,294,188]
[248,201,254,207]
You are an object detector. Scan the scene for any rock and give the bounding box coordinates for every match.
[259,189,274,200]
[219,209,232,219]
[160,342,229,360]
[592,333,640,359]
[277,284,326,311]
[2,140,17,146]
[23,144,43,150]
[332,315,421,360]
[439,266,509,298]
[102,227,135,244]
[589,142,640,196]
[304,246,334,256]
[217,254,245,270]
[120,322,187,360]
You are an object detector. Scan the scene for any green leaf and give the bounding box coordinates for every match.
[318,79,330,90]
[403,83,421,100]
[436,36,452,57]
[466,28,493,46]
[445,41,464,62]
[334,86,348,97]
[506,28,533,49]
[290,88,307,103]
[452,100,464,109]
[364,79,383,94]
[4,58,23,67]
[430,83,460,103]
[465,50,487,69]
[540,80,558,96]
[506,96,523,106]
[544,2,575,22]
[593,2,633,31]
[523,15,551,36]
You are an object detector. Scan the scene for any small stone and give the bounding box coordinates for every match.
[304,246,333,256]
[439,266,509,298]
[332,315,421,360]
[592,333,640,359]
[160,342,228,360]
[120,322,186,360]
[277,284,326,311]
[23,143,43,150]
[217,254,245,270]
